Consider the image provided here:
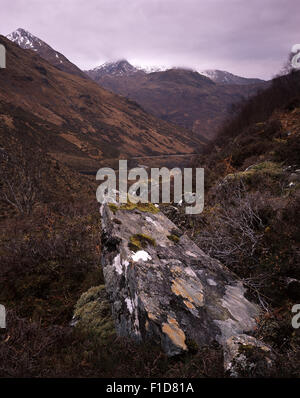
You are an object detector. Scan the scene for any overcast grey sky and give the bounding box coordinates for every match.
[1,0,299,79]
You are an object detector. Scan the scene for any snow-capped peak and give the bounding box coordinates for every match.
[7,28,44,51]
[88,60,170,78]
[90,60,140,76]
[200,69,235,83]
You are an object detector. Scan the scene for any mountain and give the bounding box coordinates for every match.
[85,60,169,80]
[86,60,267,139]
[86,60,143,79]
[7,28,87,79]
[200,69,265,85]
[0,35,203,172]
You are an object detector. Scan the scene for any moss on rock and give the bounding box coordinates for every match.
[108,203,118,214]
[108,201,159,214]
[128,233,156,252]
[73,285,116,342]
[120,202,160,214]
[167,234,180,243]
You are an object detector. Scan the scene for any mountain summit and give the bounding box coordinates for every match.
[86,59,143,80]
[7,28,86,79]
[7,28,44,51]
[86,60,170,79]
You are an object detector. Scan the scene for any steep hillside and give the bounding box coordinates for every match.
[0,36,203,172]
[87,61,267,140]
[205,70,300,170]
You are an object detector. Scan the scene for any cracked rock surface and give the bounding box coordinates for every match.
[100,203,260,357]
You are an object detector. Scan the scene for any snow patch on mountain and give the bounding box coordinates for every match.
[7,28,44,50]
[88,60,170,77]
[90,60,140,76]
[200,69,265,85]
[6,28,87,79]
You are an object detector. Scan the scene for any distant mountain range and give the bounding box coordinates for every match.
[86,60,170,78]
[7,28,268,140]
[85,60,267,139]
[86,59,265,86]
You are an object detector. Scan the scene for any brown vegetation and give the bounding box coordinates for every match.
[163,71,300,377]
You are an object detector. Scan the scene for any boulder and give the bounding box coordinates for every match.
[100,202,260,357]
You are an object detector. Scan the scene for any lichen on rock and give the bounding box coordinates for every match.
[98,201,262,359]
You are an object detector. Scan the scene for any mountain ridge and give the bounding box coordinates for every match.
[7,28,87,79]
[200,69,266,85]
[86,59,267,139]
[7,29,267,140]
[0,35,203,172]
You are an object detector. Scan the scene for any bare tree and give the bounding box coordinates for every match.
[0,147,42,214]
[195,178,264,269]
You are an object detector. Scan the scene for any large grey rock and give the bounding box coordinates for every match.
[100,202,260,356]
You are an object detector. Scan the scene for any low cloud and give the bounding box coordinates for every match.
[1,0,299,79]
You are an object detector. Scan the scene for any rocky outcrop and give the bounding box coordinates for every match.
[224,334,275,377]
[100,202,261,357]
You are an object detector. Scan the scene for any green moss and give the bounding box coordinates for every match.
[120,202,160,214]
[167,234,180,243]
[108,201,159,214]
[108,203,118,214]
[128,233,156,252]
[74,285,116,342]
[186,338,199,354]
[250,161,282,172]
[238,344,255,354]
[227,161,283,184]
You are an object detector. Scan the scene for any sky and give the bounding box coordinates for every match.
[1,0,299,79]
